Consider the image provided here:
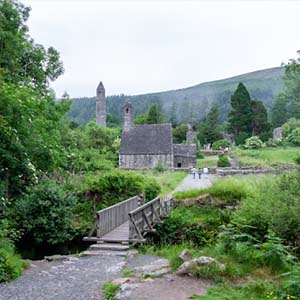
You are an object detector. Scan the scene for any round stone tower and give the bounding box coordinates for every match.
[96,81,106,126]
[123,100,134,132]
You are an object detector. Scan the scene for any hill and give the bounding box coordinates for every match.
[67,67,285,125]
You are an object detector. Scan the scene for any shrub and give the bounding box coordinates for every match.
[212,140,230,150]
[81,170,161,207]
[294,155,300,165]
[255,233,293,272]
[0,239,26,282]
[151,207,228,247]
[154,162,167,173]
[244,136,263,149]
[234,172,300,247]
[12,179,77,245]
[282,118,300,137]
[235,132,250,145]
[287,128,300,146]
[266,138,278,148]
[276,266,300,300]
[217,153,231,167]
[143,178,161,201]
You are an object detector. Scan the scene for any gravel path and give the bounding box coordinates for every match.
[173,174,215,193]
[0,255,124,300]
[126,254,162,269]
[122,275,212,300]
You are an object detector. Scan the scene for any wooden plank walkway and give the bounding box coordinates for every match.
[99,221,129,243]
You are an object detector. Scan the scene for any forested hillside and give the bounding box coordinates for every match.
[68,67,284,125]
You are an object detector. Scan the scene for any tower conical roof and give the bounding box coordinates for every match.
[97,81,105,91]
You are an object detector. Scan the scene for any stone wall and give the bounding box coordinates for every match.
[174,155,196,168]
[119,154,173,169]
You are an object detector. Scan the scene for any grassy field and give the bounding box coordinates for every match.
[197,156,219,168]
[233,147,300,167]
[133,170,187,196]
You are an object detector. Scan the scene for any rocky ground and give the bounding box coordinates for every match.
[0,255,124,300]
[0,252,212,300]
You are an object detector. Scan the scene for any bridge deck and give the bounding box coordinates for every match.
[98,221,129,243]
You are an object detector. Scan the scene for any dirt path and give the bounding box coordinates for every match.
[0,255,124,300]
[120,275,212,300]
[173,174,215,193]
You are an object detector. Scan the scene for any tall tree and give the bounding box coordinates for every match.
[228,82,253,137]
[251,99,271,140]
[0,0,64,91]
[0,0,66,198]
[135,104,165,124]
[198,105,222,144]
[173,124,188,143]
[271,51,300,127]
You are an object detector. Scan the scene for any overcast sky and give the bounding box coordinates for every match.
[23,0,300,98]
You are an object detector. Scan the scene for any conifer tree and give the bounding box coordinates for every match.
[228,82,253,137]
[198,105,222,144]
[251,99,271,140]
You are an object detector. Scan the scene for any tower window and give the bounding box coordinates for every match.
[126,108,129,113]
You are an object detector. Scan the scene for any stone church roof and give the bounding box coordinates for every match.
[120,124,173,155]
[173,144,196,157]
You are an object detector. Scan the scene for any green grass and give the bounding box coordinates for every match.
[233,147,300,167]
[193,281,274,300]
[173,175,262,202]
[102,281,120,300]
[121,267,135,277]
[0,239,28,282]
[197,156,219,168]
[133,170,186,196]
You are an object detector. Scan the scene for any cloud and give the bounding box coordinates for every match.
[23,0,300,97]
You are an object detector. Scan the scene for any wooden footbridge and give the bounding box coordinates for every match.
[83,195,174,245]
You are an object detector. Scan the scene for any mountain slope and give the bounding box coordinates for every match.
[68,66,285,125]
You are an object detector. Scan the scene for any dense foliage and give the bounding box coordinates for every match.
[198,106,223,145]
[228,83,271,144]
[147,173,300,300]
[272,52,300,127]
[134,103,165,124]
[243,136,263,149]
[212,139,229,150]
[217,153,231,167]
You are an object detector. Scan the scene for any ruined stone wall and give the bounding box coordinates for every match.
[119,154,173,169]
[174,155,196,169]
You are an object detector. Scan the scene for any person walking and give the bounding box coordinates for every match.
[191,166,197,179]
[203,167,209,179]
[198,168,202,179]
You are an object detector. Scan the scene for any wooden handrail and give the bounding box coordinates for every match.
[128,196,162,241]
[95,195,142,238]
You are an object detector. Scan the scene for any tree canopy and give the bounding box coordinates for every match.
[0,0,64,91]
[272,51,300,127]
[135,103,165,124]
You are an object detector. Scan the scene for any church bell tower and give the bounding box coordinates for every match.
[96,81,106,126]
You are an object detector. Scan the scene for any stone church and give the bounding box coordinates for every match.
[95,81,196,169]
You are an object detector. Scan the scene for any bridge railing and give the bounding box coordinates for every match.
[128,196,162,241]
[85,195,142,240]
[96,195,142,238]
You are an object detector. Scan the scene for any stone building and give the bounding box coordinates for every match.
[173,144,197,169]
[96,81,106,126]
[119,101,196,169]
